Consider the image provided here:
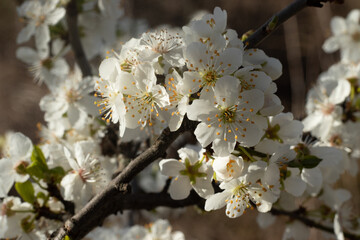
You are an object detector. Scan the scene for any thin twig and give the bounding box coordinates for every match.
[244,0,339,48]
[65,0,92,76]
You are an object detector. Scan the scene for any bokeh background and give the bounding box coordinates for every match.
[1,0,360,239]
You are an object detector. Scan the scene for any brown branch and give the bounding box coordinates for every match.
[270,208,360,240]
[36,206,65,222]
[50,118,197,240]
[65,0,92,77]
[47,183,74,215]
[244,0,342,48]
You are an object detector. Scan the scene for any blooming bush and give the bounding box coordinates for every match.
[1,0,359,239]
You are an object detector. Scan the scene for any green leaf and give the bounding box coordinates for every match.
[266,16,279,32]
[64,235,71,240]
[15,181,35,203]
[27,161,46,179]
[47,166,66,183]
[31,145,47,165]
[28,146,48,179]
[300,155,322,169]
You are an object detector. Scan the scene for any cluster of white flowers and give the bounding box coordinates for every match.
[85,218,184,240]
[298,9,360,239]
[1,0,359,239]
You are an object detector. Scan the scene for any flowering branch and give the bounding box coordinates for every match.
[51,186,360,240]
[65,0,92,76]
[50,119,197,240]
[244,0,342,48]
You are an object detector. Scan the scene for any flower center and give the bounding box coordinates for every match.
[265,124,283,142]
[201,69,220,86]
[352,32,360,42]
[1,200,15,217]
[120,60,133,73]
[220,107,236,123]
[179,158,207,184]
[14,161,29,175]
[36,15,46,26]
[42,58,53,70]
[206,18,216,28]
[66,89,81,103]
[321,103,335,115]
[232,183,249,197]
[141,92,154,105]
[74,155,103,183]
[329,134,343,146]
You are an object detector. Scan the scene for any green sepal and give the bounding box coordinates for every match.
[299,155,322,168]
[15,180,35,203]
[21,215,35,233]
[287,155,322,169]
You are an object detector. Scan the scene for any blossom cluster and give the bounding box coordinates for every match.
[85,218,184,240]
[299,9,360,238]
[1,0,359,239]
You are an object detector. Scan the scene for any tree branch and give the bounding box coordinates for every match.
[270,208,360,240]
[50,119,197,240]
[244,0,341,48]
[65,0,92,77]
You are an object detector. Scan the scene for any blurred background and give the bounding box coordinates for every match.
[1,0,360,239]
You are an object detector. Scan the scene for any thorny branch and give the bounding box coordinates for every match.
[244,0,343,48]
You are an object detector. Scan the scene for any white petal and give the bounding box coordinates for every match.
[194,122,217,148]
[16,47,40,65]
[257,213,276,229]
[331,17,347,35]
[186,99,214,121]
[328,80,351,104]
[204,191,229,211]
[168,176,192,200]
[16,23,36,44]
[193,177,214,199]
[178,148,199,164]
[0,159,15,197]
[46,8,65,25]
[159,159,185,177]
[284,176,306,197]
[322,37,340,53]
[8,132,32,159]
[99,58,118,80]
[302,113,323,132]
[60,173,82,201]
[35,25,50,50]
